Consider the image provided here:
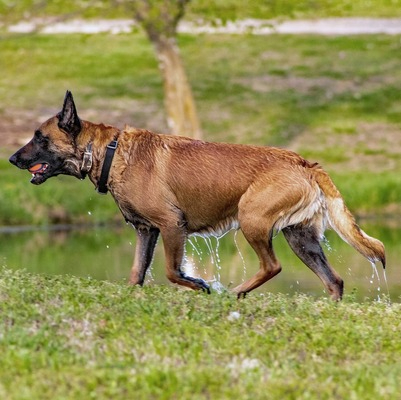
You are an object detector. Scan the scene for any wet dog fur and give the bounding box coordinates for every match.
[9,91,386,299]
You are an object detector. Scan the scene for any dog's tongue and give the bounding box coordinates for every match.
[28,163,47,173]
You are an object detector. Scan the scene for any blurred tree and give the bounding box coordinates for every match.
[0,0,202,139]
[124,0,202,139]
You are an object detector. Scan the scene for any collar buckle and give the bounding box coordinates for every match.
[81,142,93,175]
[107,140,118,150]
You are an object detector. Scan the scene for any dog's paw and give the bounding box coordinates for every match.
[193,278,211,294]
[194,277,211,294]
[177,271,210,293]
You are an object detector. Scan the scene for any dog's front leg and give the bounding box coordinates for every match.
[161,226,210,293]
[130,227,160,286]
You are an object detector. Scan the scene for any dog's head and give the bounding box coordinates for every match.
[9,91,84,185]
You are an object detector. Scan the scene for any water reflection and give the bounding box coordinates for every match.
[1,222,400,301]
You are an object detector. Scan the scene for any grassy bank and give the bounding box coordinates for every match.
[2,33,401,145]
[0,267,400,399]
[187,0,401,20]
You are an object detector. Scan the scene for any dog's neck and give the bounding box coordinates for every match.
[77,121,121,191]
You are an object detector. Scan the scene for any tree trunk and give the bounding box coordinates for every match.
[153,36,202,139]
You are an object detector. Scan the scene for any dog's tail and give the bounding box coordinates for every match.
[313,166,386,269]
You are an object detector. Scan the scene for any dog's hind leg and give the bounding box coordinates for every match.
[130,227,160,286]
[161,226,211,293]
[233,184,285,297]
[232,170,324,297]
[232,228,282,298]
[282,224,344,300]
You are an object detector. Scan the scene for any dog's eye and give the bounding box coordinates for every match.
[34,130,49,143]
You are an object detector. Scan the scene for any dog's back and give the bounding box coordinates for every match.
[120,128,322,233]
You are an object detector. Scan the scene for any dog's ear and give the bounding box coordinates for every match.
[57,90,82,137]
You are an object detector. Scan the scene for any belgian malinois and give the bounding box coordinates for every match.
[9,91,385,299]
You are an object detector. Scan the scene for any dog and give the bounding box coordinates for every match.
[9,91,385,299]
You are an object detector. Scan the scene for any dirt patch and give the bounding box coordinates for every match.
[235,73,397,96]
[289,122,401,173]
[0,109,43,148]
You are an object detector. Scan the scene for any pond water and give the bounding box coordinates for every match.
[1,221,400,301]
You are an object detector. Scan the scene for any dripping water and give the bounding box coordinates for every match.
[234,230,247,282]
[203,235,224,290]
[324,235,389,301]
[370,261,391,303]
[323,235,333,252]
[186,230,249,293]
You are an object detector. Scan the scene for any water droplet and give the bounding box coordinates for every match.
[323,236,333,252]
[146,267,154,282]
[183,258,196,276]
[234,230,247,282]
[211,280,226,294]
[188,238,202,258]
[227,311,241,321]
[382,268,391,302]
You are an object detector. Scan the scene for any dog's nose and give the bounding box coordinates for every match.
[9,152,18,166]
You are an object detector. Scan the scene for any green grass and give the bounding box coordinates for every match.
[0,33,162,108]
[187,0,401,20]
[0,267,400,399]
[2,33,400,144]
[332,171,401,213]
[2,0,401,21]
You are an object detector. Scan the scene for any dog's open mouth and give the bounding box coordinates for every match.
[28,163,49,184]
[29,163,48,174]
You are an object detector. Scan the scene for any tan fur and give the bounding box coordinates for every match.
[313,168,385,265]
[10,102,386,300]
[74,122,385,298]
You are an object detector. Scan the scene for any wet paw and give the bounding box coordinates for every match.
[194,277,211,294]
[179,272,210,293]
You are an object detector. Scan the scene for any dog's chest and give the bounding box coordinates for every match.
[117,201,153,231]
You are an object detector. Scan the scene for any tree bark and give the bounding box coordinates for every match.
[153,36,202,139]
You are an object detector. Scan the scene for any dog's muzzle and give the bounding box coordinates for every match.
[9,152,19,167]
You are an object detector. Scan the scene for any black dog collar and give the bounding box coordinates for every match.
[97,139,118,194]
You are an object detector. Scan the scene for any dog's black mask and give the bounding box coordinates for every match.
[9,91,82,185]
